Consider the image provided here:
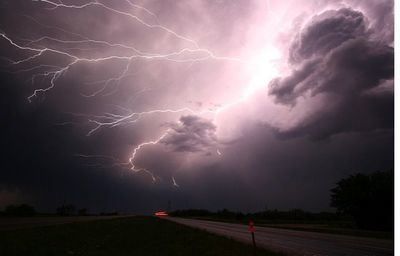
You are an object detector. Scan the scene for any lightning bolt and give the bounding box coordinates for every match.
[0,0,267,186]
[82,107,214,136]
[172,176,179,187]
[38,0,199,47]
[125,131,171,182]
[1,31,241,102]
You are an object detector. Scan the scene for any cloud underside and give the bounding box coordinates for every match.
[160,115,217,153]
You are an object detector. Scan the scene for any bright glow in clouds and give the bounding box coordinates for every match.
[243,45,281,99]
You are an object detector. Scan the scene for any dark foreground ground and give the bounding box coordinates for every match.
[0,216,281,256]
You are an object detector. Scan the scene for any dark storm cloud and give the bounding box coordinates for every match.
[268,7,393,139]
[289,8,367,64]
[268,58,320,105]
[350,0,394,44]
[160,115,217,152]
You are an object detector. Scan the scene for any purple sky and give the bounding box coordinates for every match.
[0,0,393,213]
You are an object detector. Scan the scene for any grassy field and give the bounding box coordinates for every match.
[0,216,282,256]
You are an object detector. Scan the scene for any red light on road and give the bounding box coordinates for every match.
[155,211,168,217]
[248,220,255,233]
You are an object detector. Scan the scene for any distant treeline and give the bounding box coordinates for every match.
[0,203,119,217]
[0,204,36,217]
[170,208,350,224]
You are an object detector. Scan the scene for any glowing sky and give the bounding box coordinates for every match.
[0,0,393,213]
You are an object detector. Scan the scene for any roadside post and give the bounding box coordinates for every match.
[249,219,256,255]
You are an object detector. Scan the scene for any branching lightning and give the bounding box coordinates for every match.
[0,0,268,186]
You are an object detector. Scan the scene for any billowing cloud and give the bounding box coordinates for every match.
[289,8,367,64]
[160,115,217,153]
[268,7,393,138]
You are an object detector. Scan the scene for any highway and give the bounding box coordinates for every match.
[167,217,394,256]
[0,216,125,230]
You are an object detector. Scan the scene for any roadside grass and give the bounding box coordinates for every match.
[0,216,283,256]
[184,217,393,240]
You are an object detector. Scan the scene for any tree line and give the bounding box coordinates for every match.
[172,169,393,231]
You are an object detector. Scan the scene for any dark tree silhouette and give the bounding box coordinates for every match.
[330,170,393,230]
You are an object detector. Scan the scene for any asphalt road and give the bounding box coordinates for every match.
[0,216,125,230]
[167,217,394,256]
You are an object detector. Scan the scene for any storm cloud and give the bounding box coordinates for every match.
[268,7,393,138]
[160,115,217,153]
